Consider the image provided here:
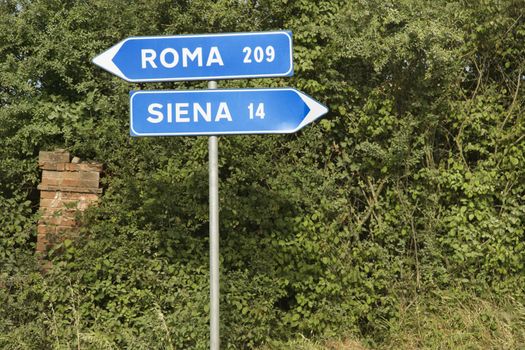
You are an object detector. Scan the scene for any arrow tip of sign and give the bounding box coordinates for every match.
[92,41,127,81]
[296,91,328,131]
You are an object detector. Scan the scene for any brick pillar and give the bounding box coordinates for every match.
[36,150,102,255]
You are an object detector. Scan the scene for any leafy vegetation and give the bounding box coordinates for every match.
[261,292,525,349]
[0,0,524,348]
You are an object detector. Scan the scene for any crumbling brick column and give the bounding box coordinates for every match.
[36,150,102,255]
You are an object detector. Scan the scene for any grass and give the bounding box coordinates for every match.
[2,283,524,349]
[259,291,525,350]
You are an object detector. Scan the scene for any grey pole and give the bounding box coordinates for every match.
[208,80,220,350]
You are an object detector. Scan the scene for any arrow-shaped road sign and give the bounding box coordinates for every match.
[93,31,293,82]
[129,88,328,136]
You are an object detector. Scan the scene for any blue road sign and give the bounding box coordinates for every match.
[129,88,328,136]
[93,31,293,82]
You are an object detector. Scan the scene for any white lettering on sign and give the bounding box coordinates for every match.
[194,102,211,122]
[206,47,224,66]
[160,48,179,68]
[242,46,275,63]
[147,103,163,123]
[175,103,189,122]
[215,102,232,121]
[141,47,224,69]
[141,49,157,69]
[248,103,265,119]
[182,47,202,67]
[146,102,232,123]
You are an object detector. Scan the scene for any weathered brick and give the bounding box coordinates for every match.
[41,207,77,218]
[39,150,70,164]
[40,208,78,224]
[40,191,100,201]
[62,171,99,182]
[39,198,62,209]
[81,171,99,182]
[56,226,77,233]
[36,239,49,251]
[40,198,85,209]
[36,241,48,253]
[64,163,103,172]
[76,193,99,201]
[37,229,50,239]
[42,170,64,179]
[40,216,77,227]
[37,185,103,193]
[41,191,59,199]
[37,150,103,258]
[40,162,66,171]
[61,172,82,180]
[61,178,99,189]
[41,177,60,187]
[37,224,51,235]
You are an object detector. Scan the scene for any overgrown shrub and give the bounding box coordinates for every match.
[0,0,523,348]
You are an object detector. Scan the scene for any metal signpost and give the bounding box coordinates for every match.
[207,80,220,350]
[93,31,327,350]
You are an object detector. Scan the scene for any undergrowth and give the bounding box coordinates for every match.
[261,291,525,349]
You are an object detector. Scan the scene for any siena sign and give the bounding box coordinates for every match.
[129,88,328,136]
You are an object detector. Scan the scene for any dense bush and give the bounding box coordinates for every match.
[1,0,523,348]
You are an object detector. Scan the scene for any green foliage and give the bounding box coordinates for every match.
[260,292,525,350]
[0,0,524,348]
